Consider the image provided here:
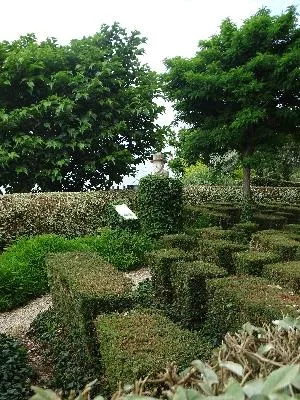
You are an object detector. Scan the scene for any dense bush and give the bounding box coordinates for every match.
[0,190,136,249]
[233,251,280,276]
[47,251,133,391]
[0,234,90,311]
[159,233,199,251]
[171,260,227,328]
[263,260,300,292]
[183,185,300,205]
[204,276,300,341]
[96,309,212,390]
[137,174,183,236]
[251,230,300,261]
[104,197,139,232]
[0,333,33,400]
[85,228,155,271]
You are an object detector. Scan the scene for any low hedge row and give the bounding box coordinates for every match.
[204,276,300,341]
[233,251,280,276]
[0,190,136,249]
[183,185,300,205]
[96,309,212,390]
[171,260,227,328]
[263,260,300,293]
[47,251,134,388]
[251,230,300,261]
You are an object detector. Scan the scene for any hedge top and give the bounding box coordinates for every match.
[46,251,132,296]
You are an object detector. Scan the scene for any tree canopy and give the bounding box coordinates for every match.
[0,23,164,192]
[164,6,300,199]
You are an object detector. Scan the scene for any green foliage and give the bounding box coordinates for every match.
[0,24,164,192]
[165,7,300,200]
[86,229,154,271]
[159,233,199,251]
[263,260,300,292]
[231,222,259,244]
[95,309,212,390]
[194,226,233,240]
[233,251,280,276]
[251,230,300,261]
[137,174,183,237]
[171,260,227,328]
[183,185,300,205]
[0,234,90,311]
[253,213,288,229]
[183,205,234,229]
[0,333,33,400]
[146,248,199,305]
[204,276,300,341]
[0,190,136,249]
[46,251,133,391]
[199,239,247,273]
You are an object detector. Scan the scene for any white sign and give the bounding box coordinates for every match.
[114,204,138,220]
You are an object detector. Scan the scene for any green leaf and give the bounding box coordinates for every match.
[174,386,204,400]
[262,365,300,395]
[30,386,60,400]
[257,343,274,355]
[192,360,219,387]
[243,378,265,397]
[225,379,244,400]
[219,361,243,377]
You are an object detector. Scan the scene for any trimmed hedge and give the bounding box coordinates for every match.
[137,174,183,237]
[146,248,199,305]
[183,205,233,229]
[0,190,136,249]
[204,276,300,341]
[251,231,300,261]
[159,233,199,251]
[253,213,287,229]
[46,251,133,387]
[183,185,300,205]
[233,251,280,276]
[0,234,90,311]
[95,309,212,390]
[0,334,33,400]
[171,260,227,328]
[199,239,247,273]
[196,227,233,240]
[263,261,300,293]
[230,222,259,244]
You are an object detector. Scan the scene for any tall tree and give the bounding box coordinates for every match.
[0,23,164,192]
[164,7,300,200]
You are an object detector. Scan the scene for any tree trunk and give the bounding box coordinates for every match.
[242,165,251,202]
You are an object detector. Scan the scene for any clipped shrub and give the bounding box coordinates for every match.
[95,309,212,390]
[0,333,33,400]
[204,276,300,341]
[253,213,287,229]
[85,229,154,271]
[284,224,300,235]
[251,230,300,261]
[171,260,227,328]
[263,260,300,292]
[231,222,259,244]
[0,234,90,311]
[47,251,133,389]
[137,174,183,236]
[0,190,136,249]
[196,226,233,240]
[159,233,199,251]
[199,239,247,273]
[146,248,198,305]
[233,250,280,276]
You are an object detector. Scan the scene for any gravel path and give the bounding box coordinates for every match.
[0,268,151,336]
[0,295,52,336]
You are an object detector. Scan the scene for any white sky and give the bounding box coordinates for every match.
[0,0,298,185]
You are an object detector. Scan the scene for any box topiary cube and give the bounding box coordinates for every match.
[251,231,300,261]
[171,260,228,328]
[159,233,199,251]
[263,260,300,293]
[146,248,199,305]
[199,239,247,273]
[204,276,300,342]
[95,309,212,390]
[233,251,280,276]
[46,251,133,385]
[230,222,259,244]
[196,227,233,240]
[137,174,183,237]
[253,213,287,229]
